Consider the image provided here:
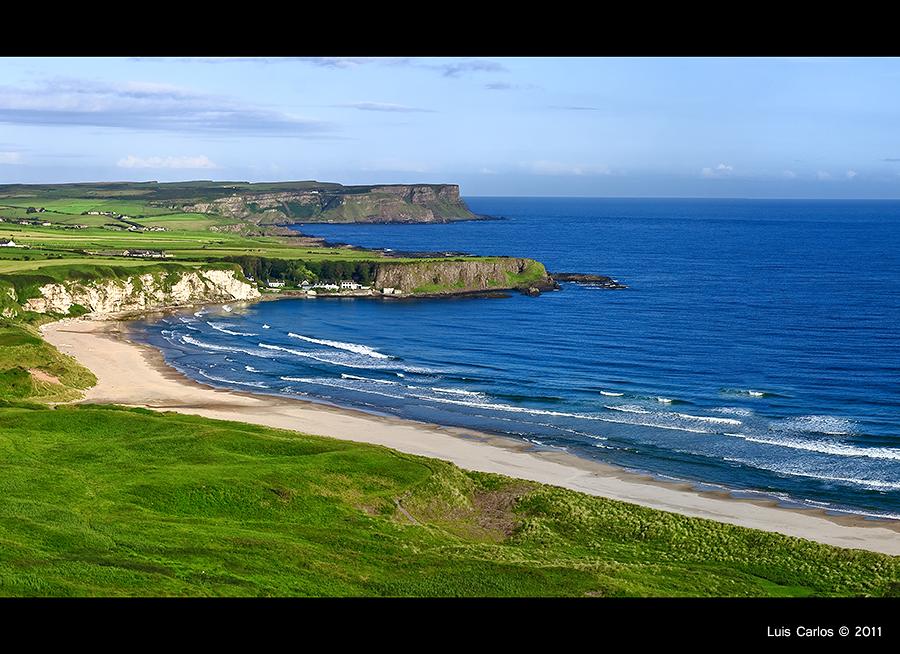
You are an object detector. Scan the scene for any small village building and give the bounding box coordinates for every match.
[340,281,361,290]
[267,281,285,288]
[0,239,19,247]
[122,249,167,258]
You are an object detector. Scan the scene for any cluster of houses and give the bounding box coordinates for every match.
[0,217,53,227]
[122,249,169,259]
[103,223,166,232]
[262,278,403,296]
[0,216,90,230]
[266,279,370,292]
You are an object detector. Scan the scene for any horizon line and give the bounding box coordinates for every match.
[4,179,900,202]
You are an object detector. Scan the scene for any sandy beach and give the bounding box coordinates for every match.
[42,317,900,556]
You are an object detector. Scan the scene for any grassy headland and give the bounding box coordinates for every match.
[0,181,549,312]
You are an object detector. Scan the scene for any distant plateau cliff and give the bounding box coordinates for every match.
[168,183,479,224]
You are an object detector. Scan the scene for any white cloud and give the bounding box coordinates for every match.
[846,169,858,179]
[0,151,23,164]
[117,155,218,169]
[701,163,734,178]
[817,171,832,180]
[336,102,434,113]
[526,160,611,176]
[783,170,797,179]
[0,77,332,136]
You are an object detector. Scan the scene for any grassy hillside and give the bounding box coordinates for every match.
[0,322,95,401]
[0,403,896,597]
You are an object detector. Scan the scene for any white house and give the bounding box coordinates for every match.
[340,280,360,290]
[267,281,285,288]
[0,239,19,247]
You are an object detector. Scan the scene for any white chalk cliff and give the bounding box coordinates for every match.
[23,269,260,317]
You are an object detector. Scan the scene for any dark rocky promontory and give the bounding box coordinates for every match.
[550,273,627,289]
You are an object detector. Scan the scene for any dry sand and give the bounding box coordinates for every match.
[41,317,900,556]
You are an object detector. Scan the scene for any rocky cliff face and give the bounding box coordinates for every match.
[178,184,477,224]
[23,269,260,317]
[374,258,554,295]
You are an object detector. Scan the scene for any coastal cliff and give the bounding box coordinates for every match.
[176,183,478,224]
[21,269,260,317]
[374,258,554,295]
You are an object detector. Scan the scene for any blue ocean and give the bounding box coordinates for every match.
[132,198,900,519]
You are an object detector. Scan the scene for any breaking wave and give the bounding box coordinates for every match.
[722,432,900,462]
[723,457,900,492]
[207,322,257,337]
[288,332,389,359]
[258,342,439,373]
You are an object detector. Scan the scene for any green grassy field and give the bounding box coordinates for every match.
[0,402,896,597]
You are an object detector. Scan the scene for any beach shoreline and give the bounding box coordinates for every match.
[41,315,900,556]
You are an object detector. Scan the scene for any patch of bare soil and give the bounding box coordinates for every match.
[29,368,61,385]
[472,482,535,537]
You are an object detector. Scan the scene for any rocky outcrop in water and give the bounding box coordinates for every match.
[550,273,627,289]
[23,269,260,317]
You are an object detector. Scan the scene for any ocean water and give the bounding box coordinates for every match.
[132,198,900,519]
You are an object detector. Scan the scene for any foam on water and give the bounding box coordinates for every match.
[288,332,389,359]
[778,414,857,436]
[605,404,650,414]
[722,432,900,461]
[197,369,269,388]
[341,373,399,385]
[723,457,900,492]
[431,387,485,397]
[208,322,257,337]
[180,334,275,358]
[712,407,754,417]
[281,376,408,401]
[259,342,439,373]
[674,412,742,426]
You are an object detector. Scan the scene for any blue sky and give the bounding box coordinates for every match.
[2,56,900,198]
